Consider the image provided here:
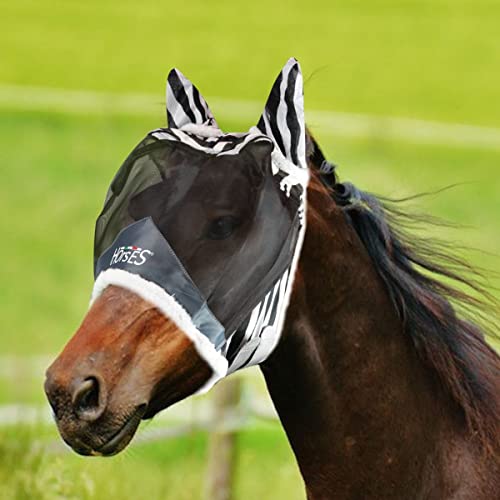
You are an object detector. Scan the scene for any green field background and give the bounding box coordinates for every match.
[1,1,499,499]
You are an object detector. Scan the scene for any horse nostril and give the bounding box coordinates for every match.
[72,376,106,421]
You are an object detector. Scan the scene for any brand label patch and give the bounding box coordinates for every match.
[110,246,154,266]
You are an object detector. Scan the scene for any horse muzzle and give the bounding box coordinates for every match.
[44,285,212,456]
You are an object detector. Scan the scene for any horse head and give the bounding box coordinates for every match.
[44,58,308,456]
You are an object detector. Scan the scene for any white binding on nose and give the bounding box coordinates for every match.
[91,268,228,394]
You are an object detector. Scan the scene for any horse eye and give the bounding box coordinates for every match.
[207,216,241,240]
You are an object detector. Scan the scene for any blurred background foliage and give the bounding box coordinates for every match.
[0,0,499,498]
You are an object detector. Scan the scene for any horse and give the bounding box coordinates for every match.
[45,61,499,499]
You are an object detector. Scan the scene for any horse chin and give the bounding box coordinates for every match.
[54,403,145,457]
[94,405,146,456]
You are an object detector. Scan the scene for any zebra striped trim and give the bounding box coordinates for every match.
[225,269,290,373]
[151,127,272,157]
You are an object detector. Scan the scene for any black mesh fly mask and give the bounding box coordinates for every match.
[92,58,309,391]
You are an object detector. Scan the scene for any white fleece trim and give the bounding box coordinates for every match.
[270,182,308,351]
[91,268,228,394]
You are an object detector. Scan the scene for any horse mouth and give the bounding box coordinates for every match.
[92,404,147,457]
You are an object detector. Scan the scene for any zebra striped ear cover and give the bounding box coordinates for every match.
[166,68,219,130]
[92,59,308,393]
[256,58,307,170]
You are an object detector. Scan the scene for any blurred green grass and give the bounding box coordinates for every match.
[2,0,500,126]
[0,424,303,500]
[0,0,499,499]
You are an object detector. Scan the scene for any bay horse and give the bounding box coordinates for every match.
[45,64,499,499]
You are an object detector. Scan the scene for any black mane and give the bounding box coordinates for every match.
[330,178,499,448]
[306,129,498,448]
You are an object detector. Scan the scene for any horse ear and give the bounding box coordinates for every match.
[166,69,219,129]
[256,58,306,169]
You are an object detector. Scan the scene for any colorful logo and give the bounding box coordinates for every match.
[110,245,154,266]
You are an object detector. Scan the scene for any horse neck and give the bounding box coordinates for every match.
[260,180,466,499]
